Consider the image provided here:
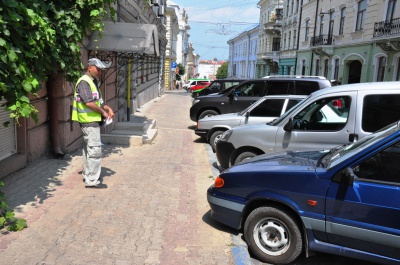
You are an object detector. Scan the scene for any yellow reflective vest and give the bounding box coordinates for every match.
[71,75,102,123]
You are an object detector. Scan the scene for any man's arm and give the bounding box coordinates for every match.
[85,102,109,118]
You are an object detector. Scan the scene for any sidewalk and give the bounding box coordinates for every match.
[0,91,234,265]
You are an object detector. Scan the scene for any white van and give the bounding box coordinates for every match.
[215,81,400,169]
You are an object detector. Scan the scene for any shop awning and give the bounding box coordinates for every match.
[87,22,159,56]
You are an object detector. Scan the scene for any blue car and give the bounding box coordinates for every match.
[207,121,400,265]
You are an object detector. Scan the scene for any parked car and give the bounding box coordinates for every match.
[208,121,400,264]
[215,81,400,169]
[189,81,211,92]
[195,95,306,151]
[189,77,331,122]
[183,78,211,90]
[191,78,248,98]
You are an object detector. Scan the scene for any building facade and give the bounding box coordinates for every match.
[296,0,400,84]
[164,1,179,90]
[257,0,284,77]
[279,0,299,75]
[227,26,259,78]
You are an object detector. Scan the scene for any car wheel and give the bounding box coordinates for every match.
[209,130,224,151]
[244,207,303,265]
[198,110,218,120]
[234,151,257,165]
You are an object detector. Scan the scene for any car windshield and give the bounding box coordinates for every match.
[267,96,309,125]
[324,123,399,168]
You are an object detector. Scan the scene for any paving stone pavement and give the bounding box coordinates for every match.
[0,91,234,265]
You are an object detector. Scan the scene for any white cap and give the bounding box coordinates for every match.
[88,58,110,69]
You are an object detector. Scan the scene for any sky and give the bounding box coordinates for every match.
[169,0,260,61]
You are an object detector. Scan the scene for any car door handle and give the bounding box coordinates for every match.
[349,133,358,142]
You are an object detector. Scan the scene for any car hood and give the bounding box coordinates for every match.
[226,150,328,173]
[199,113,241,122]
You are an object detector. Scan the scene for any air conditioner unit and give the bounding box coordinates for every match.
[158,5,165,17]
[152,0,159,6]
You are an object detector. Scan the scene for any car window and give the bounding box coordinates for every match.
[250,99,285,117]
[293,96,351,131]
[295,81,321,95]
[286,99,302,111]
[234,81,265,97]
[353,141,400,184]
[266,81,295,95]
[224,81,241,90]
[362,94,400,133]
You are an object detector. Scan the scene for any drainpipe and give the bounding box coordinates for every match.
[294,0,304,74]
[127,60,131,121]
[48,73,65,158]
[311,0,320,75]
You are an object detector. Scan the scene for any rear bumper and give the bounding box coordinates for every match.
[207,187,244,229]
[194,129,208,138]
[216,141,235,169]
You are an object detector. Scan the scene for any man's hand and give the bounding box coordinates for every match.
[104,105,114,118]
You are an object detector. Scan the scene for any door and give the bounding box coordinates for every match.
[348,61,362,84]
[325,141,400,259]
[274,92,357,152]
[226,80,266,113]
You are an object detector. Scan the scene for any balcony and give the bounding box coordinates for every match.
[310,35,334,46]
[263,15,282,34]
[261,51,280,63]
[373,18,400,38]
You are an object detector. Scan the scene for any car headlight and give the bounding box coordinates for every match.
[192,99,200,105]
[219,130,233,142]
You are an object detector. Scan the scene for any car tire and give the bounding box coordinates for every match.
[209,130,224,151]
[198,110,218,120]
[244,206,303,265]
[234,151,257,165]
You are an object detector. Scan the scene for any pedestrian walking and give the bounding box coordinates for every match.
[71,58,114,189]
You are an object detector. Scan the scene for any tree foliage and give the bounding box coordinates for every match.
[175,63,185,81]
[216,62,228,79]
[0,0,116,125]
[0,180,27,231]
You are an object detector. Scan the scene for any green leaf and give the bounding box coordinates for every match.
[65,29,74,38]
[2,0,18,8]
[22,80,32,92]
[0,217,5,227]
[7,50,18,62]
[90,10,100,17]
[19,96,30,103]
[0,38,5,47]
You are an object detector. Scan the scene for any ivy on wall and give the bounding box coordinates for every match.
[0,0,117,125]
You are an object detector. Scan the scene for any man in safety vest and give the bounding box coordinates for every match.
[72,58,114,189]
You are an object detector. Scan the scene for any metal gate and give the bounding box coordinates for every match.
[0,99,16,161]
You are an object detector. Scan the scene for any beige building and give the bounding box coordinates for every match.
[256,0,284,77]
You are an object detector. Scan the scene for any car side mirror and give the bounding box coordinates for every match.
[343,167,356,186]
[284,118,294,132]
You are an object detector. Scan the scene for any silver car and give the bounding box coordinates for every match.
[215,81,400,169]
[194,95,306,150]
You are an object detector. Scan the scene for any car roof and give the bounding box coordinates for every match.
[245,77,330,82]
[260,95,307,100]
[263,75,328,80]
[310,81,400,97]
